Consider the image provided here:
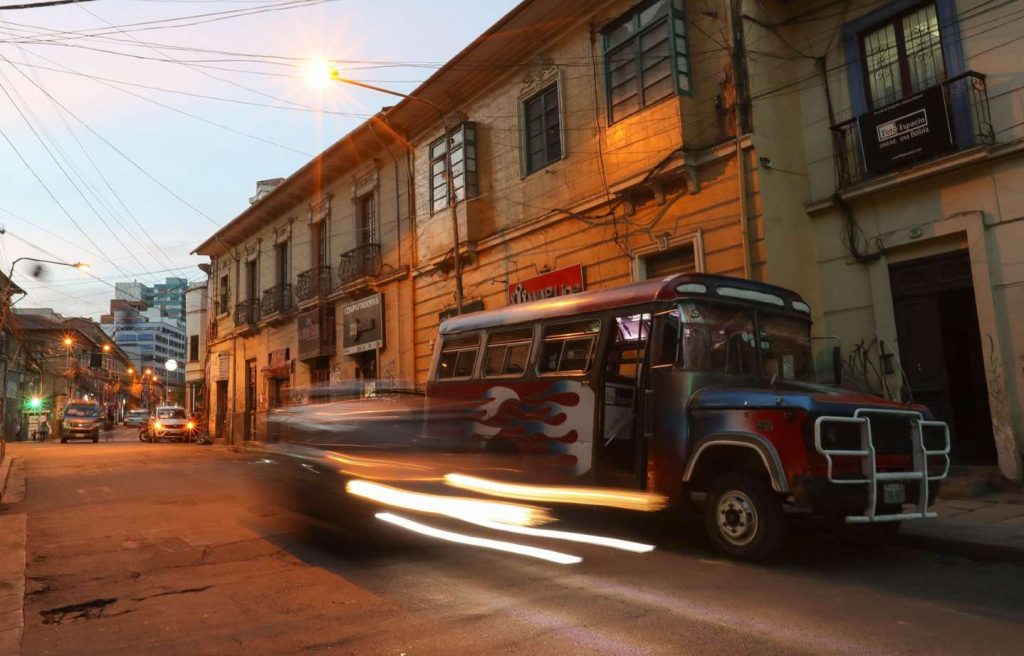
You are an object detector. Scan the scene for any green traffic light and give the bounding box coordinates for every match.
[28,396,42,410]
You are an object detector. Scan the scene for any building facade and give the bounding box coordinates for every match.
[184,282,208,415]
[100,301,186,392]
[192,0,1024,479]
[194,121,415,442]
[735,0,1024,480]
[115,277,189,321]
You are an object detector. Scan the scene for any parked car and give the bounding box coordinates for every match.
[124,409,150,427]
[141,405,192,442]
[60,402,104,443]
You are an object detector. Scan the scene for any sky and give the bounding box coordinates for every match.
[0,0,518,318]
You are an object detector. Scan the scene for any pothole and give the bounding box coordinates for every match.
[40,598,118,625]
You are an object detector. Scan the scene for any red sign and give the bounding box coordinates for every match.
[507,264,585,305]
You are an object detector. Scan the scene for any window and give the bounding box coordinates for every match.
[312,219,328,269]
[607,314,651,380]
[218,274,229,314]
[603,0,691,124]
[642,242,696,279]
[357,194,376,245]
[538,320,600,374]
[483,327,533,377]
[189,335,200,362]
[276,241,289,286]
[861,2,944,109]
[436,333,480,380]
[429,123,479,213]
[246,259,258,301]
[523,84,561,174]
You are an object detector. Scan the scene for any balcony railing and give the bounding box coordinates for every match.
[260,283,293,317]
[296,265,332,301]
[831,71,995,188]
[338,243,382,287]
[234,298,260,326]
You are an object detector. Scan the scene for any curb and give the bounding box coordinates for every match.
[0,457,12,504]
[0,511,27,656]
[896,531,1024,563]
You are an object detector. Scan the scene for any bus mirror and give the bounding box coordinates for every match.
[832,346,843,386]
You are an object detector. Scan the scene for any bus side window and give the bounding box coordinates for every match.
[437,333,480,379]
[483,327,533,377]
[538,320,600,374]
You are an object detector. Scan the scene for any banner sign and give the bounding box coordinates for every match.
[507,264,585,305]
[858,85,954,175]
[342,293,384,355]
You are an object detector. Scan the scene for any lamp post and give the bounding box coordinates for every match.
[313,63,464,315]
[62,336,74,400]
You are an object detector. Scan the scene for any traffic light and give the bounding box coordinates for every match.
[23,395,46,412]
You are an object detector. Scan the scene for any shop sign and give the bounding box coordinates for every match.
[858,85,954,175]
[297,308,334,361]
[508,264,585,305]
[342,293,384,355]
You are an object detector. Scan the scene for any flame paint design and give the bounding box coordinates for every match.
[469,381,593,475]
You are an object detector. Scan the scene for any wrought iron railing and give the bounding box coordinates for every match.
[234,298,260,326]
[296,265,332,301]
[260,283,293,317]
[831,71,994,188]
[337,243,382,286]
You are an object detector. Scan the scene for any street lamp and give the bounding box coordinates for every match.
[308,61,465,314]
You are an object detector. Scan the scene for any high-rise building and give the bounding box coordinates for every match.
[114,277,188,321]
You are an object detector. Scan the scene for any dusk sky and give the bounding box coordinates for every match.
[0,0,518,317]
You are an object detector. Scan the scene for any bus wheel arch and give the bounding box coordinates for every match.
[682,440,788,561]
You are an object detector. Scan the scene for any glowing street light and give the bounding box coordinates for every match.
[63,336,73,347]
[102,344,111,353]
[305,58,465,315]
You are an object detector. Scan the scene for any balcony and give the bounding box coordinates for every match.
[296,265,332,303]
[260,283,293,319]
[831,71,995,189]
[337,243,381,290]
[234,299,260,328]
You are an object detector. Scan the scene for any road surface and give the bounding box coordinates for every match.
[5,430,1024,655]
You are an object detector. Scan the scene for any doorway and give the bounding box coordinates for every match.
[244,359,257,441]
[215,381,227,439]
[597,312,651,488]
[889,250,995,464]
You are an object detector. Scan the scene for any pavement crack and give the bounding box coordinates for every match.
[40,598,117,625]
[130,585,213,602]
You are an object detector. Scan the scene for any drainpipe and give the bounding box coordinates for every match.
[368,119,405,379]
[731,0,753,279]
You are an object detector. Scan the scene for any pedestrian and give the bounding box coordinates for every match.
[15,419,22,442]
[38,417,50,442]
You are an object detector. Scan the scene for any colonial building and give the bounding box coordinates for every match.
[184,281,208,416]
[194,118,415,442]
[735,0,1024,480]
[192,0,1024,480]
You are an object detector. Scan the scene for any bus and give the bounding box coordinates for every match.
[426,273,950,560]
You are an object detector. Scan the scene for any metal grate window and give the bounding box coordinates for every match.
[861,2,944,109]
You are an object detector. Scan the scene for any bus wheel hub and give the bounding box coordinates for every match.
[717,491,758,545]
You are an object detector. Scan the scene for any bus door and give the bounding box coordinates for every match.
[596,312,651,488]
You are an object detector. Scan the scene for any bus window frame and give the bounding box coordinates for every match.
[436,332,482,380]
[482,325,536,379]
[536,318,602,377]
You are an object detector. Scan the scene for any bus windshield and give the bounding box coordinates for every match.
[661,302,813,381]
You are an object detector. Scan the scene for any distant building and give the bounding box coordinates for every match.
[100,301,186,392]
[184,282,208,415]
[114,277,188,321]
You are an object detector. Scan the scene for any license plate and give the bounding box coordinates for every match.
[883,483,906,504]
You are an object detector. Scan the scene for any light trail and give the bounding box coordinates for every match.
[346,480,552,527]
[375,513,582,565]
[444,473,668,512]
[460,518,656,554]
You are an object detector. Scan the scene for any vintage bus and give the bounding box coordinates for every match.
[426,273,950,560]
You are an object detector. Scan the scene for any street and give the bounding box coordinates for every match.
[0,428,1021,655]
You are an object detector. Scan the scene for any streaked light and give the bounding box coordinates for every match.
[376,512,581,565]
[444,474,668,512]
[462,517,655,553]
[346,479,550,527]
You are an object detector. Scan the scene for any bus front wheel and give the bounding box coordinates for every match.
[703,472,786,561]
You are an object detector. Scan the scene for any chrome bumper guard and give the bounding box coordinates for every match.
[814,409,950,524]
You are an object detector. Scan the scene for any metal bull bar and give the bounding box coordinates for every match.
[814,409,950,524]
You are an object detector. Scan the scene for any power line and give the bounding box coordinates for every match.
[0,0,96,10]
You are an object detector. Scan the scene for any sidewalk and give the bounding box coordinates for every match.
[898,488,1024,561]
[0,455,27,656]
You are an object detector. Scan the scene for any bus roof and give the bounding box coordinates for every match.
[439,273,810,335]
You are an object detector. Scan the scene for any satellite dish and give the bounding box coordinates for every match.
[165,359,178,372]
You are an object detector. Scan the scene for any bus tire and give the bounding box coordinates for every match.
[704,472,786,561]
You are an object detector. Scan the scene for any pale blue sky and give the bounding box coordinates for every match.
[0,0,518,317]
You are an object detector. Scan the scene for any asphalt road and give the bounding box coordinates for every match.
[7,429,1024,655]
